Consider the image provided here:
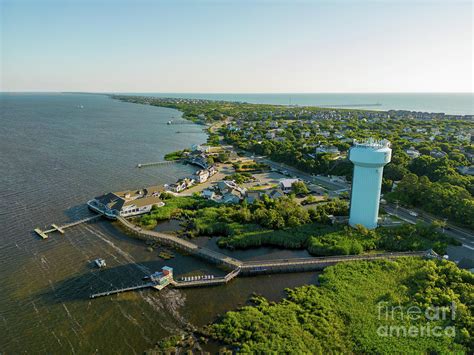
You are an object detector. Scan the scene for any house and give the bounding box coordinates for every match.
[279,178,300,193]
[405,147,421,159]
[194,169,210,183]
[265,131,276,139]
[301,131,311,138]
[264,188,285,199]
[457,166,474,176]
[245,191,261,204]
[221,190,242,204]
[168,178,194,193]
[88,185,165,219]
[430,150,447,159]
[316,145,340,155]
[202,189,215,200]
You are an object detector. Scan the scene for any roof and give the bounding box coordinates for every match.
[279,178,299,188]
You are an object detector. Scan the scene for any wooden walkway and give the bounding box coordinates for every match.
[90,282,156,299]
[117,217,242,269]
[35,215,101,239]
[173,268,241,288]
[136,160,180,168]
[240,251,428,274]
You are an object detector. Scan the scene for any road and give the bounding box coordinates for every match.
[384,203,474,260]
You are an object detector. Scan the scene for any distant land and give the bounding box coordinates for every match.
[108,93,474,116]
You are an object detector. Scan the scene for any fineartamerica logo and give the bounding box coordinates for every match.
[376,301,456,338]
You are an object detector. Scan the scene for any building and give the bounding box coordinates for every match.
[348,138,392,229]
[315,145,340,155]
[150,266,174,285]
[88,186,165,219]
[430,150,447,159]
[405,147,421,159]
[194,169,210,183]
[279,178,300,193]
[457,166,474,176]
[245,191,261,204]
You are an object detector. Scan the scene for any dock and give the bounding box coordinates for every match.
[34,215,101,239]
[136,160,180,168]
[90,282,155,299]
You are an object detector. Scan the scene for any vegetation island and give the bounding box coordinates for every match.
[110,95,473,353]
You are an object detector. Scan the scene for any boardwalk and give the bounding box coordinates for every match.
[117,217,242,269]
[173,268,241,288]
[240,251,427,274]
[88,217,435,299]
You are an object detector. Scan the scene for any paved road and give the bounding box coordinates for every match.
[384,204,474,258]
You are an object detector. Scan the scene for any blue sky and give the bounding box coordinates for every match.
[1,0,472,92]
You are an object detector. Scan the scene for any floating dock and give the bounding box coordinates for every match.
[34,215,101,239]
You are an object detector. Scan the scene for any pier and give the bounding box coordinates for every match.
[34,215,101,239]
[90,282,156,299]
[136,160,180,168]
[173,268,241,288]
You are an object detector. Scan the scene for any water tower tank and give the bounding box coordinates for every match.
[349,138,392,229]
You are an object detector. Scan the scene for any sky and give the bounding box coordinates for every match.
[1,0,472,93]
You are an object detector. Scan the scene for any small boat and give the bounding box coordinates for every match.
[167,120,173,125]
[94,258,106,268]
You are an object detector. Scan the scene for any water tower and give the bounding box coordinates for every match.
[349,138,391,229]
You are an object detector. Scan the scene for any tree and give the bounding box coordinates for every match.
[292,181,310,195]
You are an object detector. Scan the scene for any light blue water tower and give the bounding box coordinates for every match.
[349,138,392,229]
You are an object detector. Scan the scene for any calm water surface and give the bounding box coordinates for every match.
[0,93,317,353]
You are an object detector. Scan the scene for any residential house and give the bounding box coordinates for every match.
[279,178,300,193]
[406,147,421,159]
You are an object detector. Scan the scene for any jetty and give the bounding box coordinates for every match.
[34,215,100,239]
[136,160,180,168]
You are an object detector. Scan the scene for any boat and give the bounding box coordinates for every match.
[94,258,106,268]
[167,120,173,125]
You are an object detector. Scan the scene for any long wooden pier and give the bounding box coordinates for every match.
[34,215,101,239]
[136,160,180,168]
[90,282,156,299]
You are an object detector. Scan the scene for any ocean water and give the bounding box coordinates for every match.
[0,93,317,353]
[122,92,474,115]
